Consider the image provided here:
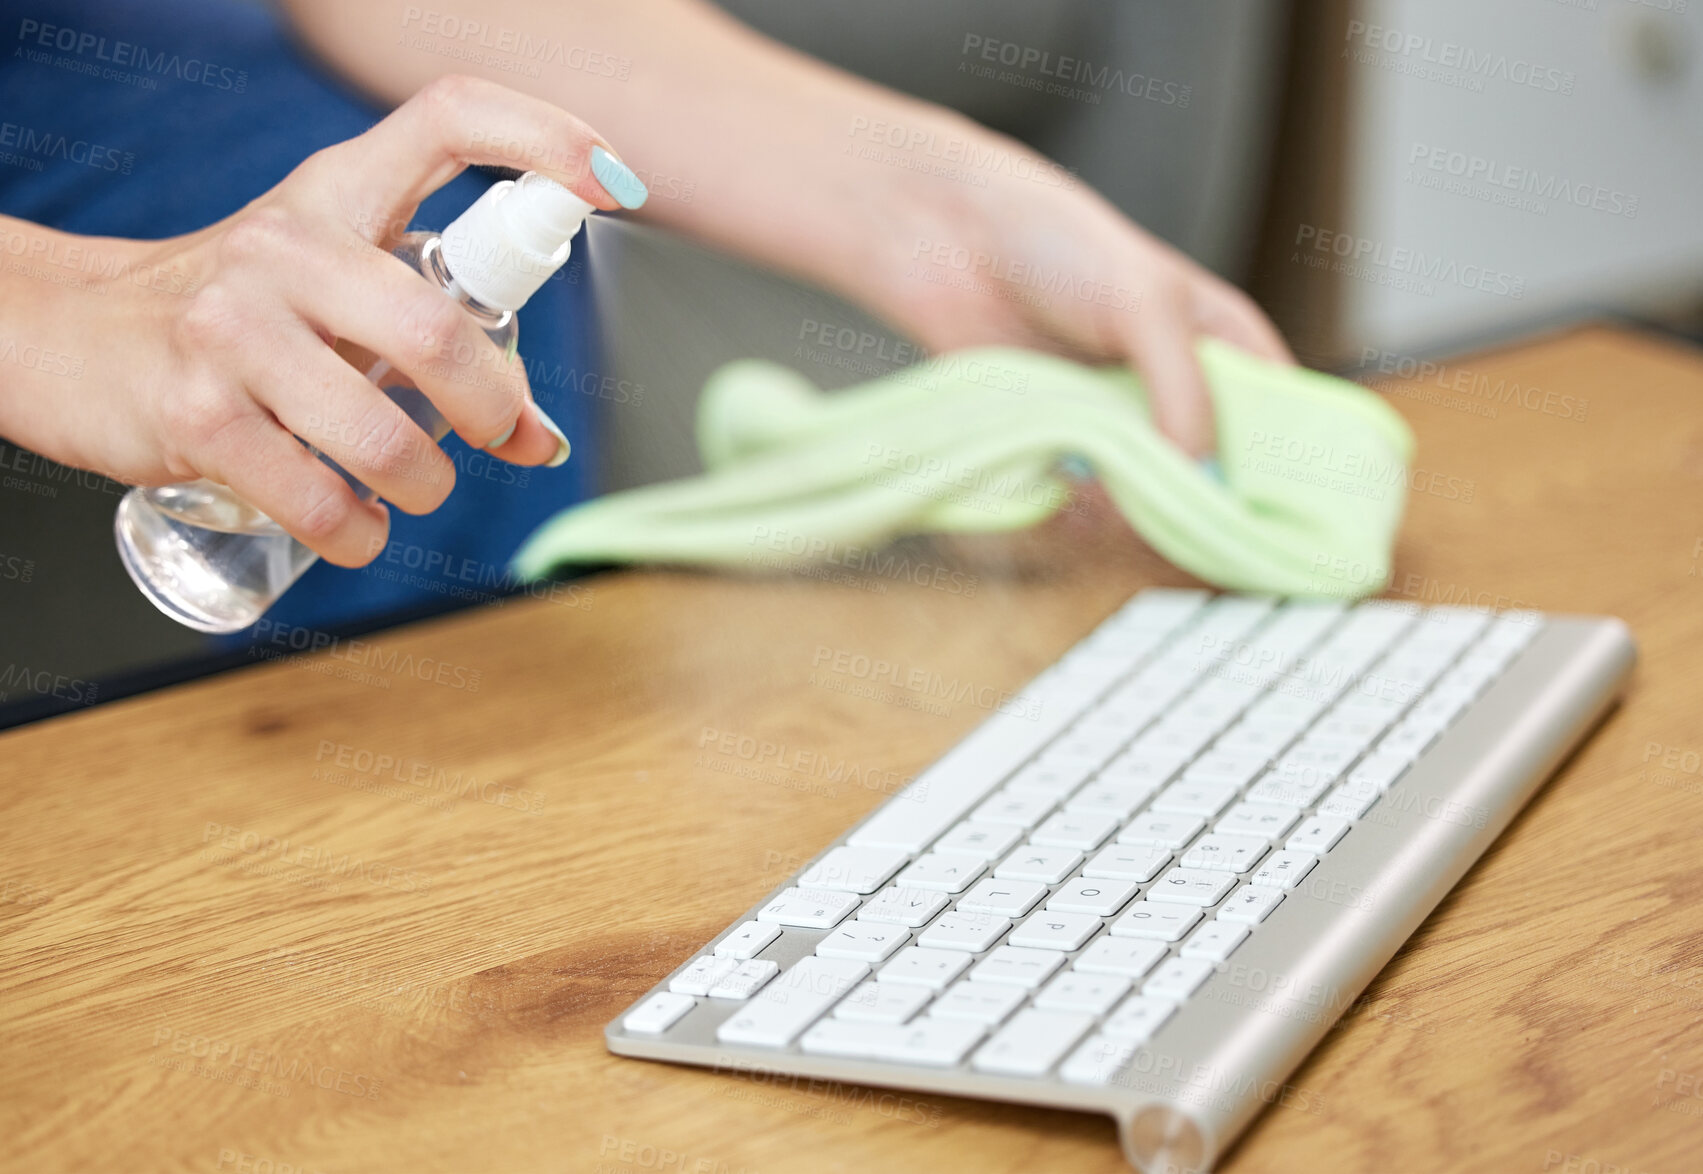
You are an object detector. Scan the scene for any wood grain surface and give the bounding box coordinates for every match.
[2,324,1700,1174]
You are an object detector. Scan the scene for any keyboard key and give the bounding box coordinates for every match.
[714,920,781,960]
[799,1018,880,1058]
[1101,993,1177,1041]
[670,955,739,996]
[716,956,868,1047]
[1098,748,1186,788]
[1246,771,1334,809]
[958,878,1048,917]
[1047,876,1139,916]
[1035,972,1130,1015]
[972,1009,1095,1076]
[971,945,1068,989]
[1280,740,1361,780]
[1066,780,1158,820]
[757,887,861,929]
[859,885,950,927]
[1181,921,1250,963]
[933,820,1023,861]
[1006,761,1093,796]
[1151,780,1239,818]
[872,1018,986,1066]
[1029,811,1120,850]
[1181,750,1266,790]
[1378,723,1437,760]
[972,790,1055,829]
[895,852,986,894]
[1249,850,1318,890]
[1319,779,1381,820]
[1009,910,1102,951]
[1350,750,1414,791]
[1215,801,1302,841]
[800,845,907,893]
[917,910,1010,953]
[993,845,1082,884]
[1110,901,1201,941]
[622,991,696,1034]
[1151,867,1238,907]
[1074,936,1168,979]
[1060,1034,1140,1085]
[817,921,911,962]
[1181,834,1269,874]
[1287,815,1351,855]
[1145,957,1218,1001]
[835,980,933,1024]
[1082,843,1170,883]
[709,959,780,999]
[1219,885,1285,923]
[1119,812,1204,849]
[1214,719,1299,759]
[880,947,973,991]
[930,979,1028,1025]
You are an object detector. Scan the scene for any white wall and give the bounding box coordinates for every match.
[1334,0,1702,354]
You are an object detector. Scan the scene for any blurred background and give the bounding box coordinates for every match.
[3,0,1700,725]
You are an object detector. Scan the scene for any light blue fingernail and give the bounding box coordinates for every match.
[590,146,648,209]
[1198,455,1225,484]
[486,421,516,452]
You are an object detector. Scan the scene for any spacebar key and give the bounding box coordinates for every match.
[715,956,869,1048]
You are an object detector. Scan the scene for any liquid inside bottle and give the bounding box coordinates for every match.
[115,234,516,633]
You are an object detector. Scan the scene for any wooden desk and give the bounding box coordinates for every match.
[3,324,1699,1174]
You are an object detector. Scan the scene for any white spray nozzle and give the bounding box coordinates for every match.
[438,171,596,311]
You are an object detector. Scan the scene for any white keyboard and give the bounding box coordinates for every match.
[607,590,1634,1172]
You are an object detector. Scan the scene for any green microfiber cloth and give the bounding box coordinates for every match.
[511,338,1414,598]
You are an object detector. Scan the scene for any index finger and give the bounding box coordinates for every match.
[318,74,640,245]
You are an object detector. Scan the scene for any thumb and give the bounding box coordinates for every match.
[1124,292,1218,458]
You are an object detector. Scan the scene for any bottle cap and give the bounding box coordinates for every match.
[438,172,596,311]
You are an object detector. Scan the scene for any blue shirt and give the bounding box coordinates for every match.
[0,0,600,639]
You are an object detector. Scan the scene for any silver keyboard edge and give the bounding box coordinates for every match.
[604,610,1637,1174]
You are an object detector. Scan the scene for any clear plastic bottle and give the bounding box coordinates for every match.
[115,173,593,633]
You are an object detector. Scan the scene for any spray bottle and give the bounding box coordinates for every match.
[114,172,594,633]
